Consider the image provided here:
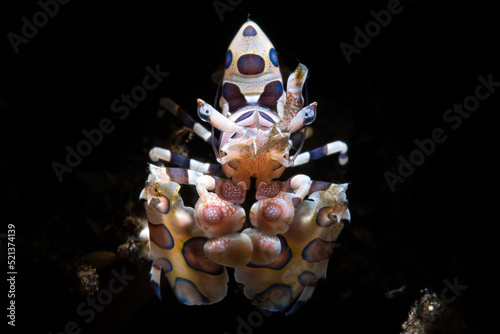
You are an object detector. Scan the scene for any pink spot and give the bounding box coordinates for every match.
[302,238,335,263]
[216,180,246,204]
[195,193,246,237]
[204,206,222,224]
[262,202,282,221]
[256,181,284,200]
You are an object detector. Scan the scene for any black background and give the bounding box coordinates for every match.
[1,0,498,333]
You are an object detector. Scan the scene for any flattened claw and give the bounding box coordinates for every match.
[236,182,349,313]
[142,165,229,305]
[142,20,351,312]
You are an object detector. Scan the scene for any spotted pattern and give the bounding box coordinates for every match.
[173,277,210,305]
[257,80,283,111]
[243,25,257,36]
[203,206,222,224]
[237,54,265,75]
[262,202,282,221]
[215,179,246,204]
[182,237,225,275]
[255,181,285,200]
[269,48,279,67]
[222,82,247,112]
[148,221,174,249]
[225,50,233,69]
[301,238,336,263]
[247,235,291,269]
[298,271,318,286]
[145,21,349,312]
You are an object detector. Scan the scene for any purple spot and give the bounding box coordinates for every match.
[269,48,278,67]
[257,81,283,112]
[301,238,336,263]
[174,277,209,304]
[148,221,174,249]
[237,54,265,75]
[243,25,257,36]
[298,271,318,286]
[223,82,247,112]
[215,179,246,205]
[309,181,332,194]
[255,181,284,200]
[183,237,225,275]
[225,50,233,69]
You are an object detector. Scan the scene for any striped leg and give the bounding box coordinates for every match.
[158,97,220,148]
[149,147,221,174]
[292,140,348,167]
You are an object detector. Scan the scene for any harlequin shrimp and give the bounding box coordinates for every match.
[140,20,350,314]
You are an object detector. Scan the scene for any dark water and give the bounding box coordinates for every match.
[2,1,498,333]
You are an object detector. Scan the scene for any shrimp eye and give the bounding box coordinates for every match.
[197,104,211,122]
[303,103,317,125]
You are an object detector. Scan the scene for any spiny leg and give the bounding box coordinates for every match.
[149,147,221,174]
[158,97,219,148]
[291,140,348,167]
